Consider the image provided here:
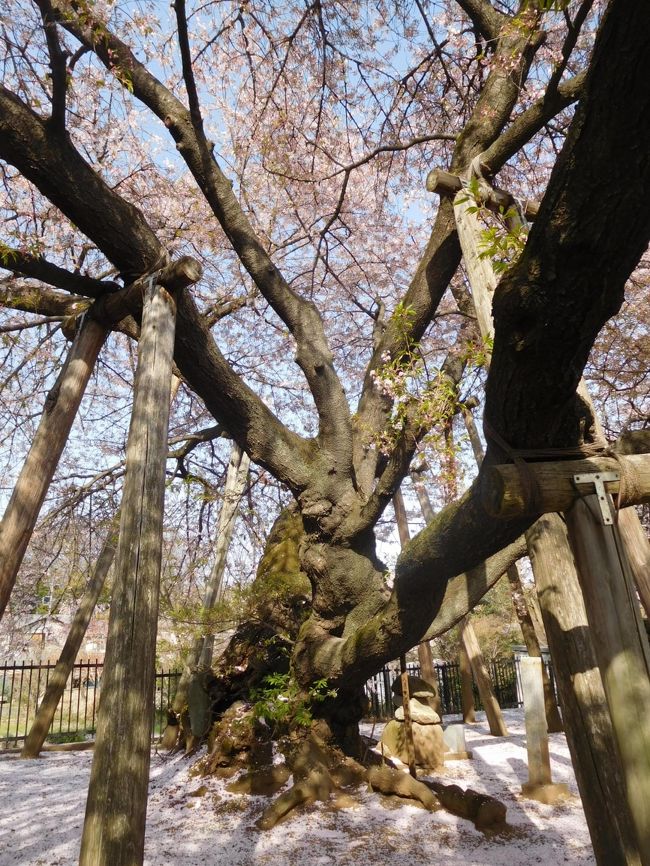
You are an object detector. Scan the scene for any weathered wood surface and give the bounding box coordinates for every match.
[171,441,250,722]
[618,507,650,617]
[458,641,476,724]
[0,316,108,620]
[453,191,498,343]
[528,514,641,866]
[459,619,508,737]
[417,640,443,717]
[90,256,202,327]
[482,453,650,519]
[21,520,118,758]
[519,657,552,786]
[79,279,179,866]
[399,655,417,778]
[426,168,539,221]
[566,496,650,864]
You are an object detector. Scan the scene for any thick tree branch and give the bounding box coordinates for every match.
[0,244,120,297]
[454,0,508,44]
[0,86,312,488]
[480,69,586,173]
[354,6,546,494]
[50,1,353,460]
[485,0,650,451]
[0,282,86,317]
[35,0,68,133]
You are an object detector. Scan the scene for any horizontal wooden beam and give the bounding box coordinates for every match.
[426,168,540,222]
[90,256,202,326]
[481,452,650,519]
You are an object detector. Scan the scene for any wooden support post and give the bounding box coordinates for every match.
[452,190,498,343]
[459,619,508,737]
[198,442,250,669]
[392,490,444,718]
[406,472,509,729]
[0,316,108,619]
[78,269,190,866]
[458,641,476,723]
[417,641,443,717]
[519,656,569,803]
[21,520,118,758]
[618,507,650,618]
[399,655,417,778]
[170,441,250,730]
[528,514,641,866]
[566,494,650,864]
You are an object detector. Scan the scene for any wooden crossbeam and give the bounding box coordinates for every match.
[425,168,539,221]
[481,452,650,519]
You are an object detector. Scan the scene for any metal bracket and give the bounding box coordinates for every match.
[573,471,620,525]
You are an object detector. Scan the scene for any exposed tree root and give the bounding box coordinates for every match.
[367,765,438,810]
[422,779,507,830]
[256,767,334,829]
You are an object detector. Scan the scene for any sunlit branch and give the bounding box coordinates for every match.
[0,315,63,333]
[454,0,508,43]
[480,69,586,178]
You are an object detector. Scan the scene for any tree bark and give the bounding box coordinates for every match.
[527,514,641,866]
[0,316,108,619]
[79,279,177,866]
[462,404,563,732]
[21,519,118,758]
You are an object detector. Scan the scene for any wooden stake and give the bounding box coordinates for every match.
[459,619,508,737]
[528,514,641,865]
[0,316,108,619]
[21,519,118,758]
[566,495,650,863]
[416,640,443,717]
[399,655,417,778]
[171,441,250,722]
[78,277,178,866]
[617,507,650,618]
[458,641,476,724]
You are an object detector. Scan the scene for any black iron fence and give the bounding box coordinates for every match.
[363,656,556,720]
[0,659,180,747]
[1,654,555,745]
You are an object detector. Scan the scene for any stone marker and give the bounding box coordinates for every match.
[443,724,472,760]
[380,675,447,770]
[520,656,570,804]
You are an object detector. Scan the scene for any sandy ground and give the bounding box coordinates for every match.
[0,708,595,866]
